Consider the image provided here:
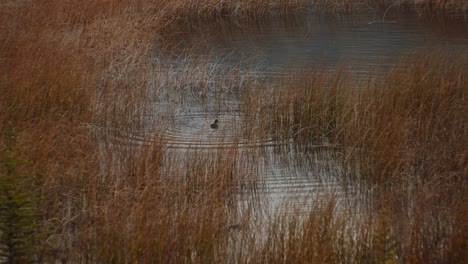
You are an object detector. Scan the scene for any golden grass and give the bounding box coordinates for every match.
[344,52,466,185]
[237,50,466,263]
[0,0,466,262]
[89,141,248,262]
[242,67,352,145]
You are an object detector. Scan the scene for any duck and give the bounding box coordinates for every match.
[210,119,219,129]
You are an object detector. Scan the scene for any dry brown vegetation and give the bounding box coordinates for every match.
[0,0,466,263]
[243,52,467,263]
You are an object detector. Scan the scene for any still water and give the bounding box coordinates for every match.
[173,13,467,78]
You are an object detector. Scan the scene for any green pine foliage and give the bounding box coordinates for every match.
[372,209,398,264]
[0,127,43,264]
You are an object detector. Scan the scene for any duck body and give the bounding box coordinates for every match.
[210,119,219,129]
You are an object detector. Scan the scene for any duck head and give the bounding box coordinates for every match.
[210,119,219,129]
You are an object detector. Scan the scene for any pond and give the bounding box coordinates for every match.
[172,12,468,78]
[139,12,468,215]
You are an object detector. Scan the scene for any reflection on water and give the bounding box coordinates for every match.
[138,13,468,214]
[174,12,468,78]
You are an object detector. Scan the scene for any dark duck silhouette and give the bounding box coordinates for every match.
[210,119,219,129]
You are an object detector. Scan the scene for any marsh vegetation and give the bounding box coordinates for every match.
[0,1,466,263]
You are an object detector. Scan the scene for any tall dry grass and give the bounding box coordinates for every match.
[342,53,467,262]
[344,53,466,185]
[240,51,467,263]
[242,67,352,146]
[1,0,467,262]
[88,138,255,262]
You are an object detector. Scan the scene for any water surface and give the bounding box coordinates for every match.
[173,13,467,78]
[143,13,468,214]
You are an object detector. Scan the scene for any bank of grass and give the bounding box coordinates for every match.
[345,53,467,263]
[0,0,467,262]
[345,53,466,186]
[242,67,352,145]
[89,140,253,263]
[242,51,466,262]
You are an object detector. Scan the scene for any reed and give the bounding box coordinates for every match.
[238,51,466,263]
[87,133,264,262]
[1,0,466,262]
[343,52,466,186]
[342,52,467,262]
[250,196,369,264]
